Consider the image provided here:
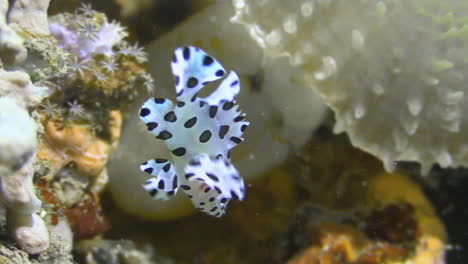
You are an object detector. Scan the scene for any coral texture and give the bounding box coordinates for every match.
[0,0,27,65]
[0,3,151,253]
[37,111,122,193]
[50,11,129,61]
[48,5,151,98]
[139,46,248,217]
[232,0,468,174]
[33,4,148,191]
[9,0,51,36]
[29,4,151,245]
[0,70,49,254]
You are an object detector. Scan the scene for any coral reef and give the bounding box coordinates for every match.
[0,207,73,263]
[62,194,109,241]
[367,172,446,243]
[232,0,468,174]
[36,176,109,243]
[0,70,49,254]
[0,1,152,256]
[29,3,150,246]
[37,110,122,193]
[0,0,457,263]
[50,10,129,61]
[272,127,447,264]
[285,172,446,264]
[0,0,27,65]
[9,0,51,36]
[48,5,150,98]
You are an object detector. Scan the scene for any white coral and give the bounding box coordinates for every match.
[0,70,49,254]
[0,0,27,65]
[233,0,468,174]
[8,0,51,36]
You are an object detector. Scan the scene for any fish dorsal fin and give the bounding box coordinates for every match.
[171,46,225,102]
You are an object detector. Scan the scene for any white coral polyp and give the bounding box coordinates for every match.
[232,0,468,174]
[49,14,127,60]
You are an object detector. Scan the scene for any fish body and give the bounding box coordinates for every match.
[139,46,248,217]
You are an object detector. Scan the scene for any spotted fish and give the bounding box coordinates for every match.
[139,46,249,217]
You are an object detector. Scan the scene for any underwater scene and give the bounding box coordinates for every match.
[0,0,467,263]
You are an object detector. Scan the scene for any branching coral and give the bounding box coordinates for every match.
[232,0,468,174]
[0,70,49,254]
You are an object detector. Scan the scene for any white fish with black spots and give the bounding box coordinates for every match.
[139,46,249,217]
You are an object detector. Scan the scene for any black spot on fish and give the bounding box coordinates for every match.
[140,108,150,117]
[203,56,214,66]
[183,46,190,60]
[172,147,186,156]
